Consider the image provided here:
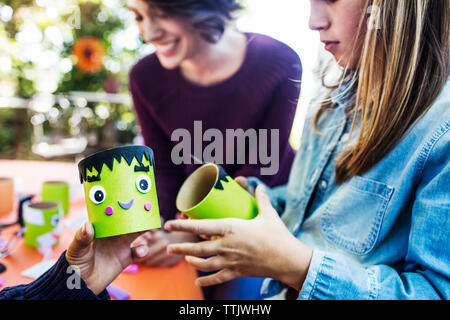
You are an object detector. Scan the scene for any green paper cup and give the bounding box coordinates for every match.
[41,181,70,216]
[78,145,161,238]
[176,163,258,220]
[23,201,63,248]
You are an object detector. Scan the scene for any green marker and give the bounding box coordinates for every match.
[176,163,258,220]
[78,145,161,238]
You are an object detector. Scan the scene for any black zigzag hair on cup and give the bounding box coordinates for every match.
[78,145,155,183]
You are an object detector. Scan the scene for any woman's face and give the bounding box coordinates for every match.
[309,0,367,68]
[127,0,205,69]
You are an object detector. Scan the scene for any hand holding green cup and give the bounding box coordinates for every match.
[176,163,258,220]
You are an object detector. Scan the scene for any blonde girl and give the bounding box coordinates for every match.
[165,0,450,300]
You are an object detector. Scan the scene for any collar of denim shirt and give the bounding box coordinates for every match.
[330,77,357,109]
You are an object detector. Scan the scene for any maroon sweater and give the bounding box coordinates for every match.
[129,33,302,220]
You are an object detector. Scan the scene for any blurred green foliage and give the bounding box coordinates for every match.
[0,109,14,153]
[0,0,148,159]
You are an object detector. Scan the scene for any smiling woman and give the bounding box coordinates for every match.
[130,0,242,42]
[127,0,246,78]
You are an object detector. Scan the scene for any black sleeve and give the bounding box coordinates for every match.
[0,251,110,300]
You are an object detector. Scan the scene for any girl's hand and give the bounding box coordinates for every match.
[133,229,199,268]
[165,185,313,291]
[65,222,149,295]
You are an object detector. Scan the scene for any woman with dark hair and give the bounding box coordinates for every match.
[126,0,302,299]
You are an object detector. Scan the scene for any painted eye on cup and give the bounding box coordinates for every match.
[136,175,151,193]
[50,215,60,227]
[89,186,106,204]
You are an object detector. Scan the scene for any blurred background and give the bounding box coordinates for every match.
[0,0,325,162]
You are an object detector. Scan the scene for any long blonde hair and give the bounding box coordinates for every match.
[314,0,450,184]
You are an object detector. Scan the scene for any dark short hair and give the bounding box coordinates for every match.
[78,145,155,183]
[145,0,243,43]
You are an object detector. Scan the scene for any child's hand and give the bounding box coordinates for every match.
[65,222,149,295]
[164,185,313,291]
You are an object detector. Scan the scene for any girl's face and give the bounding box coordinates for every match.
[127,0,206,69]
[309,0,367,68]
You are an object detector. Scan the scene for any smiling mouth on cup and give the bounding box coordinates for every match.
[118,199,134,210]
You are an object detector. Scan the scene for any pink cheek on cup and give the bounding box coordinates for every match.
[144,202,152,212]
[105,206,114,216]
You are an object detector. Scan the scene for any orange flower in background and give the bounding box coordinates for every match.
[71,36,105,74]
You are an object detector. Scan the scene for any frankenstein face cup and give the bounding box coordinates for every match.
[176,163,258,220]
[23,201,63,249]
[41,181,70,216]
[78,145,161,238]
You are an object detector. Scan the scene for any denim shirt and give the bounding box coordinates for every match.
[248,76,450,300]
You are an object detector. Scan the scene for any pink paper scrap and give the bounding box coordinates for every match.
[122,263,139,274]
[107,285,131,300]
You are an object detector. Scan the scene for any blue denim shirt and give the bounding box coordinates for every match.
[248,76,450,300]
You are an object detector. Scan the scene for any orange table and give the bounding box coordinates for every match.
[0,160,203,300]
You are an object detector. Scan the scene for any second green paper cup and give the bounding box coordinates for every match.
[23,201,63,248]
[176,163,258,220]
[78,145,161,238]
[41,181,70,216]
